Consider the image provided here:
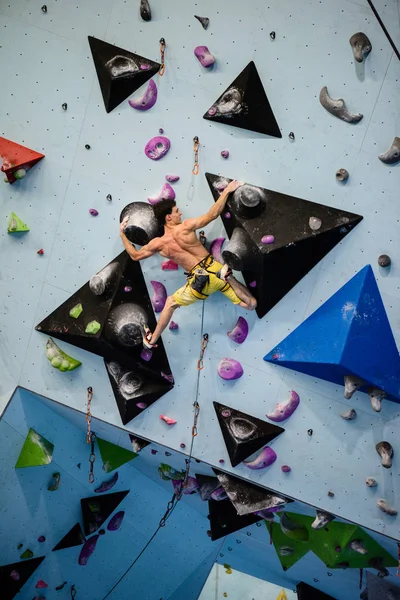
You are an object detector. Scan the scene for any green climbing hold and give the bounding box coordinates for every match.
[7,212,29,233]
[96,438,138,473]
[45,338,81,372]
[69,303,83,319]
[48,472,61,491]
[15,428,54,468]
[85,320,101,334]
[20,549,34,559]
[158,463,184,481]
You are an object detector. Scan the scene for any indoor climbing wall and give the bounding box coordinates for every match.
[0,0,399,598]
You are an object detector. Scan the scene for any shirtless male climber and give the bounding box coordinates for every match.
[119,179,257,350]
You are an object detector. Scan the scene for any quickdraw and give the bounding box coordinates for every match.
[197,333,209,370]
[86,386,93,444]
[88,432,96,484]
[86,386,96,483]
[159,38,166,75]
[192,136,200,175]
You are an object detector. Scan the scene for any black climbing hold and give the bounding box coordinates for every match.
[85,144,91,150]
[208,498,263,541]
[62,103,67,110]
[41,5,47,13]
[120,202,163,246]
[165,451,172,456]
[378,254,391,268]
[194,15,210,30]
[289,132,295,140]
[308,429,313,436]
[213,401,284,467]
[203,61,282,138]
[297,582,335,600]
[206,172,363,319]
[327,491,335,498]
[88,36,160,113]
[140,0,151,22]
[81,490,129,535]
[98,529,106,535]
[55,581,67,591]
[0,557,45,600]
[213,470,291,516]
[77,463,81,469]
[106,194,112,201]
[35,252,173,425]
[52,523,86,551]
[195,474,220,501]
[270,31,276,40]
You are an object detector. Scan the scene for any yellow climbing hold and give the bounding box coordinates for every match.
[276,590,288,600]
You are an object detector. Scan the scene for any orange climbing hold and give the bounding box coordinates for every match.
[0,136,44,184]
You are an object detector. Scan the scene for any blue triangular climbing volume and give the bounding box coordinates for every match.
[264,265,400,402]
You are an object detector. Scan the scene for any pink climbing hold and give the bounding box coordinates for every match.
[89,209,99,216]
[162,259,179,271]
[150,280,167,312]
[35,580,48,589]
[169,321,179,331]
[261,235,275,245]
[160,414,177,425]
[221,150,229,159]
[249,280,257,288]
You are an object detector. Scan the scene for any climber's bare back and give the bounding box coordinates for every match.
[155,224,209,271]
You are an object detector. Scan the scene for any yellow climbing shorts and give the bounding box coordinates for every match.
[172,255,241,307]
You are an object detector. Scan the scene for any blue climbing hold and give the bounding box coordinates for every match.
[264,265,400,402]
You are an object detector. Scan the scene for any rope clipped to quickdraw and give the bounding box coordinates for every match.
[192,136,200,175]
[86,386,96,483]
[197,333,209,370]
[159,38,166,75]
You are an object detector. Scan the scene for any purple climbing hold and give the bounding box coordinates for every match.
[209,237,225,264]
[159,128,164,134]
[148,183,175,205]
[151,449,158,455]
[161,371,174,383]
[94,471,119,493]
[169,321,179,331]
[107,510,125,531]
[266,390,300,423]
[144,136,171,161]
[128,79,158,111]
[243,446,277,470]
[180,442,186,449]
[78,534,99,566]
[165,174,180,183]
[10,570,20,580]
[261,235,275,245]
[37,536,46,543]
[227,316,248,344]
[136,402,148,409]
[141,348,152,362]
[89,209,99,216]
[281,465,291,473]
[194,46,215,68]
[221,150,229,159]
[249,281,257,288]
[124,286,132,293]
[224,212,231,219]
[150,280,167,312]
[217,358,244,381]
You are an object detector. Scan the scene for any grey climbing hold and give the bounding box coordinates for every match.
[319,86,363,123]
[378,254,391,268]
[340,408,357,420]
[344,374,365,399]
[311,510,335,530]
[378,137,400,165]
[369,387,386,412]
[140,0,151,21]
[376,441,393,469]
[194,15,210,30]
[377,499,398,516]
[349,32,372,63]
[366,477,377,487]
[336,168,349,182]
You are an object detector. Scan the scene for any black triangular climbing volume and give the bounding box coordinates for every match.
[213,401,284,467]
[88,36,160,113]
[195,474,221,501]
[296,582,336,600]
[208,498,262,541]
[203,61,281,137]
[52,522,86,551]
[81,490,129,535]
[0,556,45,600]
[35,252,173,425]
[205,173,363,319]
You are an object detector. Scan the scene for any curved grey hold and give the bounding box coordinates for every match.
[366,477,378,487]
[106,55,138,78]
[120,202,163,246]
[344,375,365,399]
[340,408,357,420]
[336,169,349,182]
[89,261,121,296]
[319,86,363,123]
[376,441,393,469]
[105,303,148,347]
[311,510,335,530]
[207,87,244,118]
[349,32,372,63]
[140,0,151,21]
[231,184,266,219]
[222,227,261,271]
[378,137,400,165]
[348,539,368,555]
[278,546,294,556]
[369,387,386,412]
[106,361,143,400]
[377,499,398,516]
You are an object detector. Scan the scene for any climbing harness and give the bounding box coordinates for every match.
[86,386,96,483]
[102,322,208,599]
[159,38,166,75]
[192,136,200,174]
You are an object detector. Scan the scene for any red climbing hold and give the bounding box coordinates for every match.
[0,136,44,184]
[37,249,44,255]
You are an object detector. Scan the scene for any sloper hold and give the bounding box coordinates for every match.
[0,556,45,600]
[15,428,54,468]
[96,437,137,473]
[205,172,363,319]
[88,36,160,113]
[264,265,400,403]
[81,490,129,535]
[213,470,290,516]
[213,401,284,467]
[366,570,400,600]
[208,497,263,541]
[52,523,86,551]
[203,61,281,137]
[0,136,44,184]
[296,582,336,600]
[35,252,173,424]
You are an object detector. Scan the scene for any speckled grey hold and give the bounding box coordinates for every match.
[377,499,398,516]
[366,477,377,487]
[369,387,386,412]
[120,201,163,246]
[344,375,365,399]
[349,32,372,63]
[319,86,363,123]
[140,0,151,21]
[309,217,322,231]
[194,15,209,30]
[378,254,391,268]
[89,262,121,296]
[279,546,294,556]
[376,441,393,469]
[105,303,148,347]
[311,510,335,530]
[340,408,357,420]
[348,539,368,554]
[336,169,349,182]
[378,137,400,165]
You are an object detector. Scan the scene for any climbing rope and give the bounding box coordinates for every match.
[102,306,209,599]
[86,386,96,483]
[159,38,166,75]
[86,386,93,444]
[192,136,200,174]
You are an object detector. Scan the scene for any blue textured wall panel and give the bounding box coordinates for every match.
[1,0,400,570]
